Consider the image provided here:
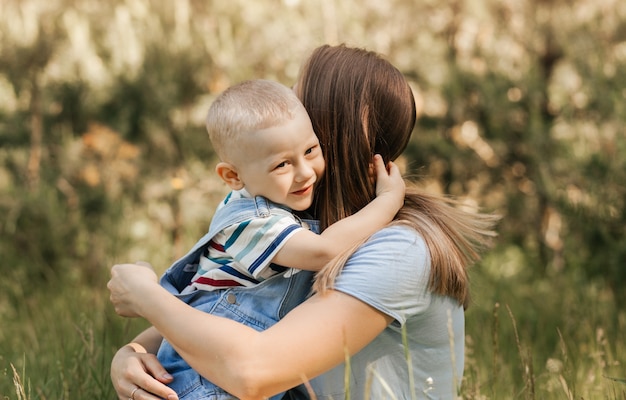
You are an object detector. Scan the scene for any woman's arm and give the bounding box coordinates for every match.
[110,326,179,400]
[109,263,392,399]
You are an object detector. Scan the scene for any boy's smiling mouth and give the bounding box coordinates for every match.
[292,185,313,196]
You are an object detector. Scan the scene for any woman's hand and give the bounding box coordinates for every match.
[108,262,159,318]
[111,342,179,400]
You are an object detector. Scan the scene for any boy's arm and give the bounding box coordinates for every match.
[272,155,404,271]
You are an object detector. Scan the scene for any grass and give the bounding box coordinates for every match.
[0,274,150,399]
[0,262,624,399]
[462,263,625,400]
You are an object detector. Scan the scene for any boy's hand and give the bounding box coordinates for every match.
[372,154,405,211]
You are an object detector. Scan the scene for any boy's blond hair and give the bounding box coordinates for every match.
[206,79,303,162]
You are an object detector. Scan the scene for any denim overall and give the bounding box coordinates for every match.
[157,195,317,399]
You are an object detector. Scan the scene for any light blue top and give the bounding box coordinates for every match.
[158,204,464,399]
[310,225,465,400]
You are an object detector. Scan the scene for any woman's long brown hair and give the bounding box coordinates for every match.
[297,44,497,308]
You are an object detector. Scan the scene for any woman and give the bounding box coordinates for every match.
[109,44,497,400]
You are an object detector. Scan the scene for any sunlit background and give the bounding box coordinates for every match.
[0,0,624,398]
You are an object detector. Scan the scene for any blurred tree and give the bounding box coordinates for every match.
[0,3,65,190]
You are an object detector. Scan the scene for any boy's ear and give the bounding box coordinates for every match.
[215,162,244,190]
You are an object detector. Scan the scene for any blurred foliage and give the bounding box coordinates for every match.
[0,0,624,293]
[0,0,625,396]
[0,0,626,290]
[1,0,625,302]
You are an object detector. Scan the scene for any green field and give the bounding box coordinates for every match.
[1,260,624,399]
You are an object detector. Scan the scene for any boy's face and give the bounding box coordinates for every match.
[233,105,325,211]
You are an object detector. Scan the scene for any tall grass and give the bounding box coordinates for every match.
[462,262,625,400]
[1,263,624,399]
[6,199,622,396]
[0,274,150,399]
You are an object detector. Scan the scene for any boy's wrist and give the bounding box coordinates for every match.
[373,192,404,216]
[379,188,405,204]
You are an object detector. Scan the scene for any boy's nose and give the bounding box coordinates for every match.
[294,162,315,182]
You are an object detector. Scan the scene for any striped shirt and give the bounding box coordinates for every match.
[185,189,307,292]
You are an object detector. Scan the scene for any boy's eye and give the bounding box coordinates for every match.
[274,161,287,170]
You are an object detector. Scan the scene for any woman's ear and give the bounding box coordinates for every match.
[215,162,244,190]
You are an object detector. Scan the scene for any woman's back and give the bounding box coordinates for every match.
[310,225,464,399]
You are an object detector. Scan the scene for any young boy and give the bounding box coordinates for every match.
[154,79,404,399]
[181,79,405,293]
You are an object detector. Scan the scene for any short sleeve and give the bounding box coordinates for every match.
[219,212,305,279]
[333,225,432,325]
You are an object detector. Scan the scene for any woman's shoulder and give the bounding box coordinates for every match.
[340,224,430,280]
[367,224,428,257]
[334,224,433,324]
[372,223,420,237]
